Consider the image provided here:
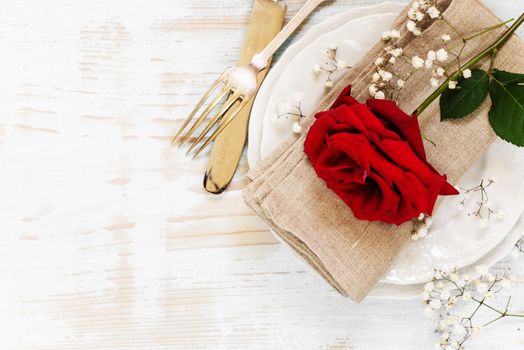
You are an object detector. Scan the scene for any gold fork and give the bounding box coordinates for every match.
[172,0,328,158]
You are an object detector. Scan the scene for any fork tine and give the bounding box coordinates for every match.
[178,85,230,146]
[186,92,242,154]
[191,97,250,159]
[171,77,224,144]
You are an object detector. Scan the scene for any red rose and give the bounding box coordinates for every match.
[304,86,458,225]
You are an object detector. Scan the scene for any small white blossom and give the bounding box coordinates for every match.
[488,176,498,183]
[412,56,425,69]
[312,63,322,74]
[369,84,378,96]
[440,289,451,300]
[431,78,440,87]
[374,57,384,66]
[448,81,458,89]
[463,69,472,79]
[379,69,393,81]
[442,34,451,42]
[390,30,401,39]
[495,210,505,221]
[449,273,459,282]
[475,281,488,293]
[374,91,385,99]
[425,59,434,69]
[446,296,457,310]
[485,291,495,299]
[325,80,334,88]
[427,6,440,19]
[435,67,446,76]
[462,291,472,301]
[292,122,302,134]
[427,50,437,61]
[390,48,403,57]
[397,79,405,88]
[413,28,422,36]
[372,72,380,82]
[436,48,449,62]
[424,281,435,292]
[415,10,425,21]
[407,20,418,32]
[389,56,396,64]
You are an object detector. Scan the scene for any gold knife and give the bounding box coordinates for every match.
[204,0,287,194]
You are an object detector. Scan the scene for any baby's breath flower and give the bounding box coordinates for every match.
[463,69,472,78]
[407,20,418,32]
[390,30,401,39]
[440,289,451,300]
[372,72,380,82]
[325,80,334,88]
[389,56,396,64]
[312,63,321,74]
[427,50,437,61]
[427,6,440,19]
[424,281,435,292]
[442,34,451,42]
[436,67,445,76]
[369,84,378,96]
[431,77,440,87]
[374,91,385,99]
[379,70,393,81]
[415,10,425,21]
[462,291,472,301]
[436,48,449,62]
[425,59,434,69]
[485,291,495,299]
[390,47,403,57]
[475,281,488,293]
[397,79,405,88]
[449,273,459,282]
[448,81,458,89]
[374,57,385,66]
[413,28,422,36]
[412,56,425,69]
[292,122,302,134]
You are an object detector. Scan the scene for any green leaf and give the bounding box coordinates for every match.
[491,69,524,84]
[489,70,524,146]
[440,69,490,120]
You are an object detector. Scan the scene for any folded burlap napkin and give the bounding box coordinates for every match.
[243,0,524,302]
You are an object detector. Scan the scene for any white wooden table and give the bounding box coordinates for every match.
[1,0,523,349]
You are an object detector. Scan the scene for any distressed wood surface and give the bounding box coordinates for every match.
[0,0,523,349]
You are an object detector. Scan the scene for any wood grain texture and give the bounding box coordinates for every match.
[0,0,523,349]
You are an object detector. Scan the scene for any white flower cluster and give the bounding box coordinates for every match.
[275,92,306,134]
[423,267,519,350]
[369,0,476,99]
[457,177,504,227]
[406,0,441,36]
[313,45,349,88]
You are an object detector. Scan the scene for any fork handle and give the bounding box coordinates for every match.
[250,0,328,71]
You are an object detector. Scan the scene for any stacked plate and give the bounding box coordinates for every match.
[247,2,524,299]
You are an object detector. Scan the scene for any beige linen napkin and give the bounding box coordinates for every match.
[243,0,524,302]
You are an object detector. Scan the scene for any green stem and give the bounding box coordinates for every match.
[415,13,524,116]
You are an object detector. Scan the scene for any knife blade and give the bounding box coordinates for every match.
[204,0,287,194]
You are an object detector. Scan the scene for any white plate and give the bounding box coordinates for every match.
[247,2,524,289]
